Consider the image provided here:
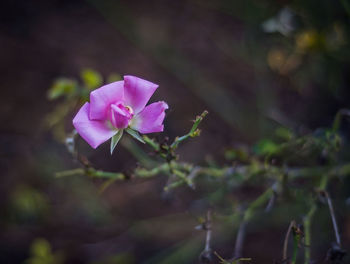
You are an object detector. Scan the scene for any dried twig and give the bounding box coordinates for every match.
[322,191,341,246]
[233,220,247,261]
[199,210,213,263]
[283,220,296,261]
[205,210,212,252]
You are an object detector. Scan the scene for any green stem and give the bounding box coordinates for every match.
[55,168,85,178]
[291,232,299,264]
[283,221,295,261]
[143,135,160,151]
[244,188,273,222]
[170,110,208,149]
[163,180,184,191]
[87,168,125,180]
[332,108,350,132]
[304,206,316,264]
[303,174,328,264]
[135,163,170,178]
[121,137,157,168]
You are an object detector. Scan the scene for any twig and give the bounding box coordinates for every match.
[303,205,316,264]
[170,110,208,150]
[214,251,228,263]
[205,210,212,252]
[244,188,274,221]
[265,183,278,212]
[56,157,350,194]
[323,191,341,246]
[291,224,303,264]
[283,220,296,261]
[233,220,246,260]
[88,169,125,179]
[143,135,160,151]
[264,191,276,212]
[187,166,201,189]
[332,108,350,132]
[230,187,274,263]
[215,251,252,264]
[303,174,329,264]
[55,168,85,178]
[199,210,213,263]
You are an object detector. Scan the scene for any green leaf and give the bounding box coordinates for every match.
[47,78,77,100]
[224,148,248,162]
[81,68,103,90]
[275,127,293,141]
[126,128,145,144]
[253,139,279,155]
[31,238,52,257]
[110,130,123,154]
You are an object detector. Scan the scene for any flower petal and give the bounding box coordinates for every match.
[124,75,158,114]
[131,101,168,134]
[73,102,117,149]
[89,81,124,120]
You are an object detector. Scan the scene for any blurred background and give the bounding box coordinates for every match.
[1,0,350,263]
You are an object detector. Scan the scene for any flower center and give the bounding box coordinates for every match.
[109,103,134,129]
[125,105,134,115]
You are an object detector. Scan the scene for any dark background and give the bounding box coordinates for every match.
[1,0,350,263]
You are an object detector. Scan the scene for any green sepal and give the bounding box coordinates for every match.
[110,130,123,154]
[126,128,145,144]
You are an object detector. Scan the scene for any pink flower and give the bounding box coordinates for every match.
[73,75,168,149]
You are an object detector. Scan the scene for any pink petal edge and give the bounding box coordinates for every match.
[123,75,158,114]
[73,102,117,149]
[89,81,124,120]
[131,101,168,134]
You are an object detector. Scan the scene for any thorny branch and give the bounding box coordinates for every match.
[53,106,350,264]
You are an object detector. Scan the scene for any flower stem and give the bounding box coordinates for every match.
[170,110,208,149]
